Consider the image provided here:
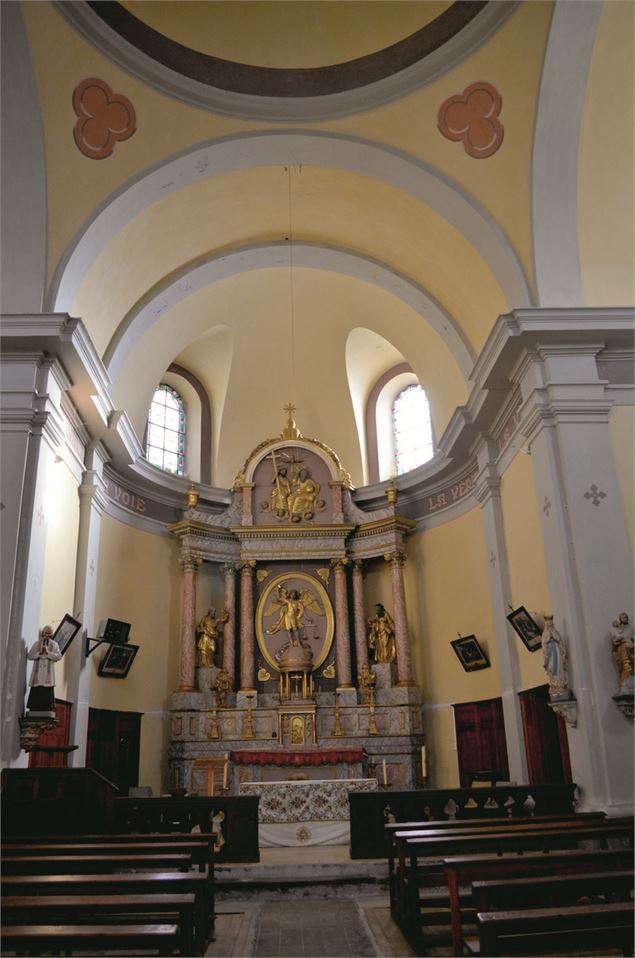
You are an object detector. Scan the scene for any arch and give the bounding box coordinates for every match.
[47,131,533,317]
[103,242,475,381]
[532,0,603,306]
[168,363,212,485]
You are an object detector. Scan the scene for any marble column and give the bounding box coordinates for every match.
[222,563,237,687]
[239,560,256,692]
[384,551,415,686]
[177,554,201,691]
[351,560,368,680]
[331,559,353,689]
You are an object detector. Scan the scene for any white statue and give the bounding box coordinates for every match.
[26,625,62,713]
[541,614,569,697]
[611,612,634,693]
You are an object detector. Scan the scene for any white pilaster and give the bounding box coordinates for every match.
[515,342,634,813]
[66,442,109,766]
[475,447,528,784]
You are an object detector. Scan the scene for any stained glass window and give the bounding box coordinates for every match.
[146,384,186,476]
[392,384,433,474]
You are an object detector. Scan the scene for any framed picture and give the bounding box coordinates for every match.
[451,635,490,672]
[52,614,82,657]
[507,605,542,652]
[98,642,139,678]
[97,618,131,645]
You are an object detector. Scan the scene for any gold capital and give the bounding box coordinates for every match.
[238,559,257,575]
[330,558,349,572]
[384,551,406,568]
[179,554,201,574]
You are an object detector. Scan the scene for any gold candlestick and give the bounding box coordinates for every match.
[208,705,220,740]
[332,692,344,737]
[368,700,378,736]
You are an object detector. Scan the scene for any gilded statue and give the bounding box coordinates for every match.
[358,662,376,705]
[266,584,324,663]
[541,614,569,697]
[267,450,321,522]
[611,612,634,693]
[367,603,396,664]
[287,468,320,522]
[271,466,292,516]
[196,608,229,668]
[214,666,232,706]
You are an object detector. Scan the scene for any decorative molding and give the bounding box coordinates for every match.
[438,81,503,158]
[72,77,136,159]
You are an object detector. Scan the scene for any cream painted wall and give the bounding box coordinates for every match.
[38,453,81,702]
[500,451,551,691]
[578,0,635,306]
[92,516,181,795]
[609,405,635,553]
[405,509,502,787]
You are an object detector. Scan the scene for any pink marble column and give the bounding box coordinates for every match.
[239,560,256,691]
[331,558,353,689]
[351,559,368,680]
[222,562,237,687]
[385,551,415,686]
[177,554,201,691]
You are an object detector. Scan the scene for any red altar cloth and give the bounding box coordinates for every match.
[230,747,365,767]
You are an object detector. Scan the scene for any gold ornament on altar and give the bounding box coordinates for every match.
[197,608,229,668]
[186,484,199,510]
[266,583,323,671]
[358,662,376,705]
[321,662,335,679]
[214,666,232,706]
[256,572,334,674]
[263,446,325,523]
[367,603,396,664]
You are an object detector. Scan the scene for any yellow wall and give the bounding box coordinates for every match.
[500,451,552,691]
[609,405,635,553]
[92,516,181,794]
[406,508,502,786]
[39,454,80,701]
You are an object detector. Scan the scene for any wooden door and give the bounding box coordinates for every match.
[453,698,510,787]
[86,708,142,795]
[519,684,572,785]
[28,700,72,768]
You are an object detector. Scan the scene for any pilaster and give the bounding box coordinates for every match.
[331,558,353,689]
[384,551,415,686]
[515,342,634,812]
[238,560,257,692]
[474,444,528,783]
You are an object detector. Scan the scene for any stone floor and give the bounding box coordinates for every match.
[207,898,417,958]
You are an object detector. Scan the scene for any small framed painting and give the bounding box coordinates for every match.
[98,643,139,678]
[52,614,82,657]
[507,605,542,652]
[451,635,490,672]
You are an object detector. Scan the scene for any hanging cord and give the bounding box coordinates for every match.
[285,164,299,400]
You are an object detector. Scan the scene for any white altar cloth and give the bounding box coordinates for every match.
[238,778,378,846]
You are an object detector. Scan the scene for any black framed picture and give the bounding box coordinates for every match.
[451,635,490,672]
[52,614,82,657]
[98,643,139,678]
[98,618,131,645]
[507,605,542,652]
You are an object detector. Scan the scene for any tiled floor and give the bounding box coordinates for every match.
[207,899,416,958]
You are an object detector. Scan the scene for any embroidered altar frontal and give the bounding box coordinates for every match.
[239,778,378,846]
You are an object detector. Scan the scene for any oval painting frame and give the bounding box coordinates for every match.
[255,571,335,674]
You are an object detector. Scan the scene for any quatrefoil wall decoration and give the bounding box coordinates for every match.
[437,81,503,159]
[73,77,136,159]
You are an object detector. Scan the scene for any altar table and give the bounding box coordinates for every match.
[238,778,378,847]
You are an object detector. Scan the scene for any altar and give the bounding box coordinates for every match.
[238,777,378,846]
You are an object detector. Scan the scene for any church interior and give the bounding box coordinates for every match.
[1,1,634,956]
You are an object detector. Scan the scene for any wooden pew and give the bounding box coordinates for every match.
[475,901,635,957]
[1,922,180,956]
[442,842,635,957]
[386,811,606,911]
[2,893,197,956]
[395,818,633,954]
[393,817,632,941]
[1,868,213,953]
[1,851,194,875]
[472,869,635,914]
[1,840,209,871]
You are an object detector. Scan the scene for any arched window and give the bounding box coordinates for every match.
[145,384,186,475]
[392,384,433,474]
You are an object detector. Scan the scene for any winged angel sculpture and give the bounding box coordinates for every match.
[265,584,324,664]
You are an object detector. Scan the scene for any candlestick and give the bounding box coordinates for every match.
[368,702,378,736]
[421,745,427,779]
[382,759,387,786]
[223,759,229,790]
[332,692,344,737]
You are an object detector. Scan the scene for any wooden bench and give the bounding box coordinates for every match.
[1,893,197,956]
[0,922,180,956]
[386,812,606,911]
[442,843,635,957]
[472,869,635,913]
[1,851,194,875]
[1,840,210,871]
[474,901,635,957]
[395,818,633,953]
[1,869,213,953]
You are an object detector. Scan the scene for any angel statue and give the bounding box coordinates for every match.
[265,584,324,662]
